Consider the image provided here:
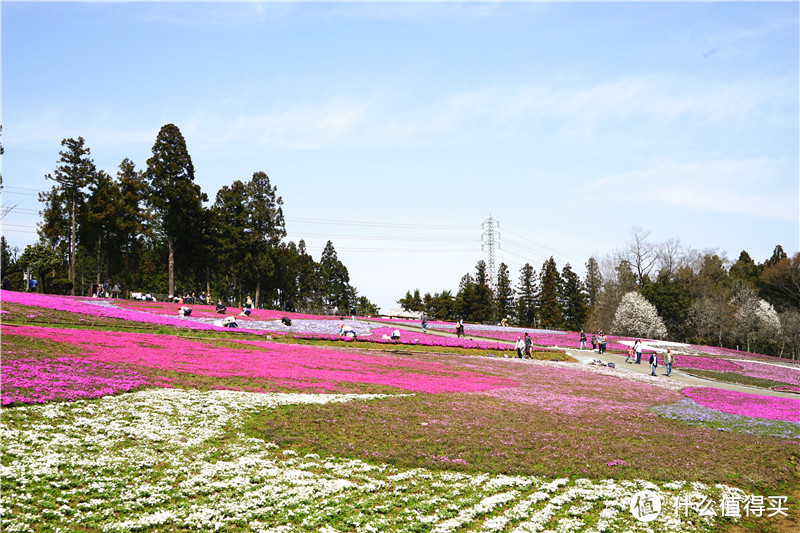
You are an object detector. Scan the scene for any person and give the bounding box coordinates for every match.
[421,312,428,333]
[579,330,587,351]
[199,292,207,305]
[1,277,10,290]
[29,276,38,291]
[222,315,237,328]
[340,321,357,338]
[239,307,251,317]
[350,306,357,320]
[591,333,597,352]
[245,296,253,309]
[455,318,464,338]
[597,331,607,354]
[625,344,634,363]
[178,306,192,317]
[216,300,226,314]
[648,352,658,376]
[281,316,292,326]
[524,332,533,358]
[390,329,401,343]
[515,336,524,359]
[500,318,507,327]
[664,349,674,377]
[633,339,642,365]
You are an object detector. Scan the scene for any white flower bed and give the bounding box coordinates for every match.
[1,389,752,532]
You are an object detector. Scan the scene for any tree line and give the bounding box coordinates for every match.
[1,124,379,314]
[397,228,800,359]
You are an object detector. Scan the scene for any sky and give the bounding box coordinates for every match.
[2,1,798,312]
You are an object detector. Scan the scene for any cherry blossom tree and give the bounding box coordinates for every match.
[612,291,668,339]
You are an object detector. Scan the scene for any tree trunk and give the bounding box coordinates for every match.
[70,198,77,295]
[255,279,261,310]
[96,235,102,286]
[205,264,211,303]
[168,235,175,298]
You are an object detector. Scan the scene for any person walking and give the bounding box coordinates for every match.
[625,344,634,364]
[421,312,428,333]
[579,330,587,350]
[649,352,658,376]
[524,332,533,358]
[634,339,643,365]
[515,336,524,358]
[664,349,674,377]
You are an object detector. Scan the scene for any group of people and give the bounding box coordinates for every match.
[584,331,607,354]
[514,333,534,358]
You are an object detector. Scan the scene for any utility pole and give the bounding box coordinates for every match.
[481,214,500,290]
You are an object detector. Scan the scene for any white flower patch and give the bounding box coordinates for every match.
[1,388,763,533]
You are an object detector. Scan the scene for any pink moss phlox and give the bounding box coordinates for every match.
[682,387,800,423]
[1,356,149,406]
[672,355,741,372]
[2,325,518,394]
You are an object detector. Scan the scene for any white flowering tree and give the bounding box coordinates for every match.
[611,291,668,339]
[731,288,781,353]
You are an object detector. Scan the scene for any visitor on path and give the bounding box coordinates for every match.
[421,312,428,333]
[579,330,587,350]
[515,336,525,358]
[664,349,674,377]
[350,306,357,320]
[598,332,607,354]
[216,300,226,314]
[649,352,658,376]
[524,332,533,358]
[455,319,464,338]
[625,345,634,364]
[633,339,642,365]
[591,333,597,351]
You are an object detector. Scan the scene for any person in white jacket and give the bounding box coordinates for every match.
[515,336,525,358]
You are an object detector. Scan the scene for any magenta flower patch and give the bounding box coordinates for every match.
[1,357,149,406]
[682,387,800,423]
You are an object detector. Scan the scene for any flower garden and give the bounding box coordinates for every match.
[1,291,799,532]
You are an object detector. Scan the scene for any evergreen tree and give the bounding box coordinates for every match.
[641,275,691,341]
[44,137,96,295]
[245,171,286,305]
[729,250,760,289]
[398,289,424,312]
[538,257,562,329]
[584,257,602,308]
[320,241,351,311]
[296,240,320,310]
[116,159,150,294]
[515,263,537,327]
[560,263,588,331]
[145,124,206,298]
[83,170,122,291]
[493,262,514,323]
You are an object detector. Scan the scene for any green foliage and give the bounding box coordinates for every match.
[46,278,74,295]
[493,262,514,323]
[559,263,588,331]
[454,262,493,323]
[515,263,537,328]
[18,243,60,285]
[538,257,562,329]
[398,289,424,312]
[641,275,691,340]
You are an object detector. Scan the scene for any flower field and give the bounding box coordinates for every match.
[1,290,799,532]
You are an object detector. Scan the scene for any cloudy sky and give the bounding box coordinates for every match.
[2,1,798,311]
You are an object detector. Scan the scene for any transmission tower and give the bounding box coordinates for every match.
[481,214,500,289]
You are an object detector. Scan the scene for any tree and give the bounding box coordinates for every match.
[245,171,286,305]
[320,241,351,311]
[560,263,588,331]
[612,291,668,339]
[729,250,760,289]
[515,263,537,328]
[493,262,515,323]
[455,261,493,323]
[640,275,691,341]
[731,287,781,353]
[145,124,206,299]
[584,257,602,308]
[778,310,800,360]
[18,243,61,292]
[688,294,732,348]
[619,226,658,288]
[538,257,562,329]
[83,170,122,289]
[759,252,800,312]
[398,289,424,313]
[296,240,320,310]
[44,137,96,295]
[116,159,150,293]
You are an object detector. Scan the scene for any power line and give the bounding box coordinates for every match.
[290,232,475,242]
[286,216,475,231]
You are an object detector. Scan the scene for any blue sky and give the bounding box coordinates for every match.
[2,1,798,312]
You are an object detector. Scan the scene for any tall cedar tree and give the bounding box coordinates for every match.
[320,241,350,311]
[455,261,493,323]
[539,257,563,329]
[212,180,249,303]
[296,240,320,309]
[494,262,515,323]
[45,137,96,294]
[246,171,286,306]
[584,257,602,308]
[516,263,537,327]
[116,159,149,292]
[83,170,122,288]
[560,263,589,331]
[145,124,206,298]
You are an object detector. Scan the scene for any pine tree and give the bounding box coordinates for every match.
[516,263,537,328]
[44,137,96,295]
[539,257,563,329]
[145,124,206,298]
[584,256,602,308]
[246,171,286,306]
[560,263,588,331]
[494,262,514,323]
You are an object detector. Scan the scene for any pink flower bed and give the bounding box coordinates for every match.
[682,387,800,423]
[2,325,518,395]
[731,360,800,385]
[112,299,344,322]
[294,327,522,352]
[1,357,150,406]
[672,355,742,372]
